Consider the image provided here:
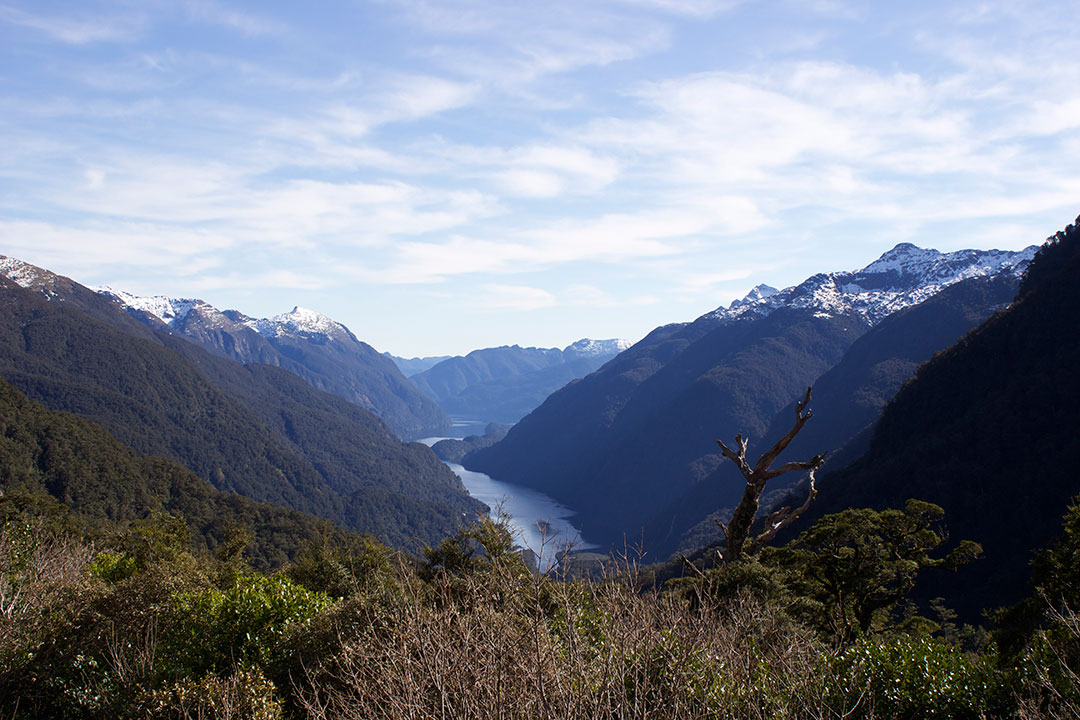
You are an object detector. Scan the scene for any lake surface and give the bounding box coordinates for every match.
[418,437,593,567]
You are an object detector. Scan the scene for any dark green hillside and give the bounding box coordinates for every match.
[658,273,1021,556]
[809,215,1080,618]
[0,377,355,567]
[465,318,722,510]
[0,277,480,550]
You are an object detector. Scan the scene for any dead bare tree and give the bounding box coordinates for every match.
[714,386,826,563]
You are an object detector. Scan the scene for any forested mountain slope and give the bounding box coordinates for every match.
[0,377,357,568]
[656,272,1022,556]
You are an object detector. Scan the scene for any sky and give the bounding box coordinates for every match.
[2,0,1078,357]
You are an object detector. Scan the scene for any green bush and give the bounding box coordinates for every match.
[828,634,1006,719]
[158,571,333,678]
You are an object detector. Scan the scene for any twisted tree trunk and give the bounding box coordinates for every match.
[715,387,826,562]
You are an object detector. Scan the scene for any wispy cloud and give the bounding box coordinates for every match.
[474,284,557,311]
[182,0,287,37]
[0,5,143,44]
[3,0,1078,354]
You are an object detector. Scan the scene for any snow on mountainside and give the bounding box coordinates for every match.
[95,289,349,343]
[0,256,62,295]
[96,287,202,325]
[708,243,1037,325]
[250,306,350,340]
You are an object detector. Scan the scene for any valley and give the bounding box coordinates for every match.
[2,217,1079,719]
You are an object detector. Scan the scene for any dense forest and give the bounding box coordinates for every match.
[802,215,1080,620]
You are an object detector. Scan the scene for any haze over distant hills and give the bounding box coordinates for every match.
[95,289,450,439]
[466,242,1036,553]
[385,353,454,377]
[406,338,633,425]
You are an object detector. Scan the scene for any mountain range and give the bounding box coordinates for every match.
[0,257,482,551]
[96,289,449,439]
[407,338,633,425]
[466,242,1036,554]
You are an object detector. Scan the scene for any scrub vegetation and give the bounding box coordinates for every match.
[2,496,1078,719]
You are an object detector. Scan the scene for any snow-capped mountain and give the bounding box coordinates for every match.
[252,306,348,340]
[709,243,1037,325]
[564,338,635,359]
[93,288,451,439]
[0,256,60,293]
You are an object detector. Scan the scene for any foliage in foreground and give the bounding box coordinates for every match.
[0,501,1078,719]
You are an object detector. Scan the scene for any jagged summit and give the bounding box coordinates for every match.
[709,243,1036,326]
[251,306,348,340]
[95,289,348,343]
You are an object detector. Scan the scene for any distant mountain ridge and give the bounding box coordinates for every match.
[94,287,449,439]
[384,352,454,377]
[410,338,633,425]
[466,242,1036,552]
[707,243,1033,325]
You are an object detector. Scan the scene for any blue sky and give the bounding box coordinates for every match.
[2,0,1077,356]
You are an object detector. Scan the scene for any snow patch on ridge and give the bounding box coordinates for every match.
[0,256,61,297]
[95,287,201,326]
[96,288,348,343]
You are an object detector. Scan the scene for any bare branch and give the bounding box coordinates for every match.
[713,517,729,543]
[763,452,827,480]
[679,554,706,579]
[746,466,820,553]
[753,387,813,474]
[716,435,753,481]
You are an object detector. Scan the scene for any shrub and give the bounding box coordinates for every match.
[828,634,1006,719]
[158,571,333,679]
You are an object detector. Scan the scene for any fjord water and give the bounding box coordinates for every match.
[419,437,593,566]
[445,463,593,564]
